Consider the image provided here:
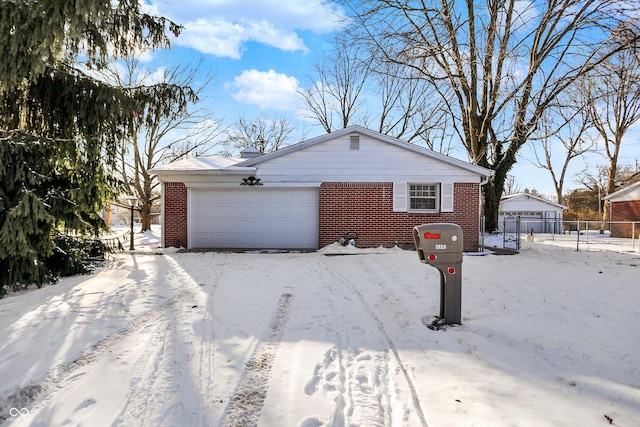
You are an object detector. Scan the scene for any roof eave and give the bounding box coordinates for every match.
[149,166,257,176]
[604,181,640,201]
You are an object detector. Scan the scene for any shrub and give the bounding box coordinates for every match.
[0,234,110,298]
[44,234,109,277]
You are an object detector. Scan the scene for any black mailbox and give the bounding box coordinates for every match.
[413,223,463,325]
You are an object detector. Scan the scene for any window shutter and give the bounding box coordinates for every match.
[441,183,454,212]
[393,182,407,212]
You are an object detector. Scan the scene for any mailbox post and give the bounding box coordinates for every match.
[413,223,463,325]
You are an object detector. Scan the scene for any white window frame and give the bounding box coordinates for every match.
[408,183,439,213]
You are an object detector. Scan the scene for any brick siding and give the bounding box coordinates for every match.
[164,182,188,248]
[609,200,640,238]
[162,181,482,251]
[319,182,480,251]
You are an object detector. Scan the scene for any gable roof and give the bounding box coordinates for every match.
[603,181,640,202]
[238,125,493,178]
[500,193,567,210]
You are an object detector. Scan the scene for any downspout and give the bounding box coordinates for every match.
[479,174,493,250]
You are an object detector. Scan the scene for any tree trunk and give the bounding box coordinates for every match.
[140,199,152,231]
[601,162,618,225]
[602,132,622,225]
[483,179,501,233]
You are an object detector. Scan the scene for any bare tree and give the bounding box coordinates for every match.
[373,60,456,153]
[298,36,370,132]
[345,0,639,231]
[530,85,597,204]
[503,174,522,195]
[101,54,223,230]
[223,115,299,154]
[586,46,640,222]
[299,35,454,153]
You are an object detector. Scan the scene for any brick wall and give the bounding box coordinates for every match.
[610,200,640,238]
[318,182,481,251]
[164,182,188,248]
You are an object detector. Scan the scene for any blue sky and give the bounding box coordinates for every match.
[143,0,640,200]
[147,0,342,125]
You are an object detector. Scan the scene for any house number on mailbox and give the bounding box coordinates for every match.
[435,244,447,250]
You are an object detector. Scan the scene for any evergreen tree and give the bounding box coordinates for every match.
[0,1,190,295]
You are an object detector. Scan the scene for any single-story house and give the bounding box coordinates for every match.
[498,193,566,234]
[603,181,640,238]
[150,126,493,252]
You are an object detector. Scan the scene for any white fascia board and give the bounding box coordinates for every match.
[184,181,323,189]
[152,167,257,183]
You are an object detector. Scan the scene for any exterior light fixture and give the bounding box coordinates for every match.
[125,196,139,251]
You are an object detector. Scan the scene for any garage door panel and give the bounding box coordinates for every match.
[216,219,236,233]
[277,235,292,246]
[190,188,318,249]
[237,205,254,217]
[298,205,316,216]
[277,192,293,202]
[193,234,210,247]
[257,192,272,202]
[260,205,276,217]
[236,192,253,202]
[194,205,211,217]
[297,191,315,202]
[235,219,252,230]
[193,218,211,233]
[213,204,233,216]
[278,205,293,216]
[236,235,251,247]
[297,219,316,231]
[193,191,211,202]
[276,220,292,232]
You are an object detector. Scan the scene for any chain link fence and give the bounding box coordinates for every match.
[481,216,640,252]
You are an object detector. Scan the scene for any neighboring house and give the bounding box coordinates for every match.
[150,126,493,252]
[499,193,566,234]
[102,200,138,228]
[603,181,640,238]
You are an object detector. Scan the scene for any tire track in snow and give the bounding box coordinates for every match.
[1,254,210,427]
[114,299,197,426]
[0,284,190,425]
[195,252,227,427]
[309,256,429,427]
[220,293,293,427]
[112,312,174,425]
[114,255,213,426]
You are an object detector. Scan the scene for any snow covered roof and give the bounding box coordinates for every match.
[603,181,640,202]
[149,156,256,175]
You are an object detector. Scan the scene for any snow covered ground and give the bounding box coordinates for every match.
[1,228,639,427]
[485,229,640,253]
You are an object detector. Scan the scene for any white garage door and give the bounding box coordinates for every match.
[189,188,319,249]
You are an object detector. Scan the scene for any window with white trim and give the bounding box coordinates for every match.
[409,184,438,212]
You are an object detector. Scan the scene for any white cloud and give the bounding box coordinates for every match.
[151,0,346,58]
[226,69,301,110]
[171,18,306,58]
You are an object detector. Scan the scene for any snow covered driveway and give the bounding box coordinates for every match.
[1,242,639,426]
